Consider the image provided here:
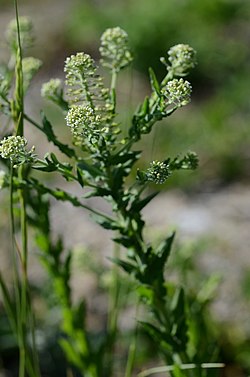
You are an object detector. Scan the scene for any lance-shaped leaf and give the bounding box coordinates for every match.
[155,232,175,267]
[170,287,188,352]
[130,191,159,212]
[91,213,120,230]
[77,159,103,180]
[139,321,172,355]
[149,67,161,96]
[109,257,137,275]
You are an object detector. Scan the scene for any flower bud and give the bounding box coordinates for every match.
[146,160,170,184]
[100,27,133,72]
[41,78,63,101]
[6,17,34,51]
[167,44,197,76]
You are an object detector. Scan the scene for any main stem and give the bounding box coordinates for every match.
[13,1,41,375]
[19,166,28,377]
[106,241,121,376]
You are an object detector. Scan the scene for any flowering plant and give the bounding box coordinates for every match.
[0,4,224,377]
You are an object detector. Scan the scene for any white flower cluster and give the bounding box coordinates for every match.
[64,53,96,79]
[0,135,35,167]
[163,78,192,107]
[100,27,133,72]
[66,105,100,146]
[168,44,197,76]
[22,57,42,76]
[146,160,170,184]
[41,78,62,101]
[64,52,104,105]
[6,17,34,50]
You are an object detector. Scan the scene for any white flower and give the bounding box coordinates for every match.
[163,78,192,107]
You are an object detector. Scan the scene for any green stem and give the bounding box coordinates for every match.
[111,69,117,91]
[78,73,95,111]
[124,300,140,377]
[19,166,27,271]
[9,164,24,376]
[13,0,24,136]
[106,241,121,375]
[12,2,41,373]
[18,165,30,377]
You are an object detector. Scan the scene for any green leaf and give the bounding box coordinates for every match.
[76,167,84,187]
[33,163,57,172]
[91,213,120,230]
[35,233,49,253]
[139,321,163,341]
[59,338,85,370]
[113,235,134,248]
[109,257,136,274]
[50,152,59,164]
[110,150,141,169]
[172,364,186,377]
[0,273,17,335]
[34,153,73,178]
[137,285,154,303]
[149,67,161,95]
[140,96,150,116]
[136,169,147,184]
[73,301,86,328]
[83,187,111,198]
[77,160,103,179]
[170,287,188,351]
[139,321,172,354]
[155,232,175,266]
[130,191,159,212]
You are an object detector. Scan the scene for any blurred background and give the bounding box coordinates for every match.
[0,0,250,376]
